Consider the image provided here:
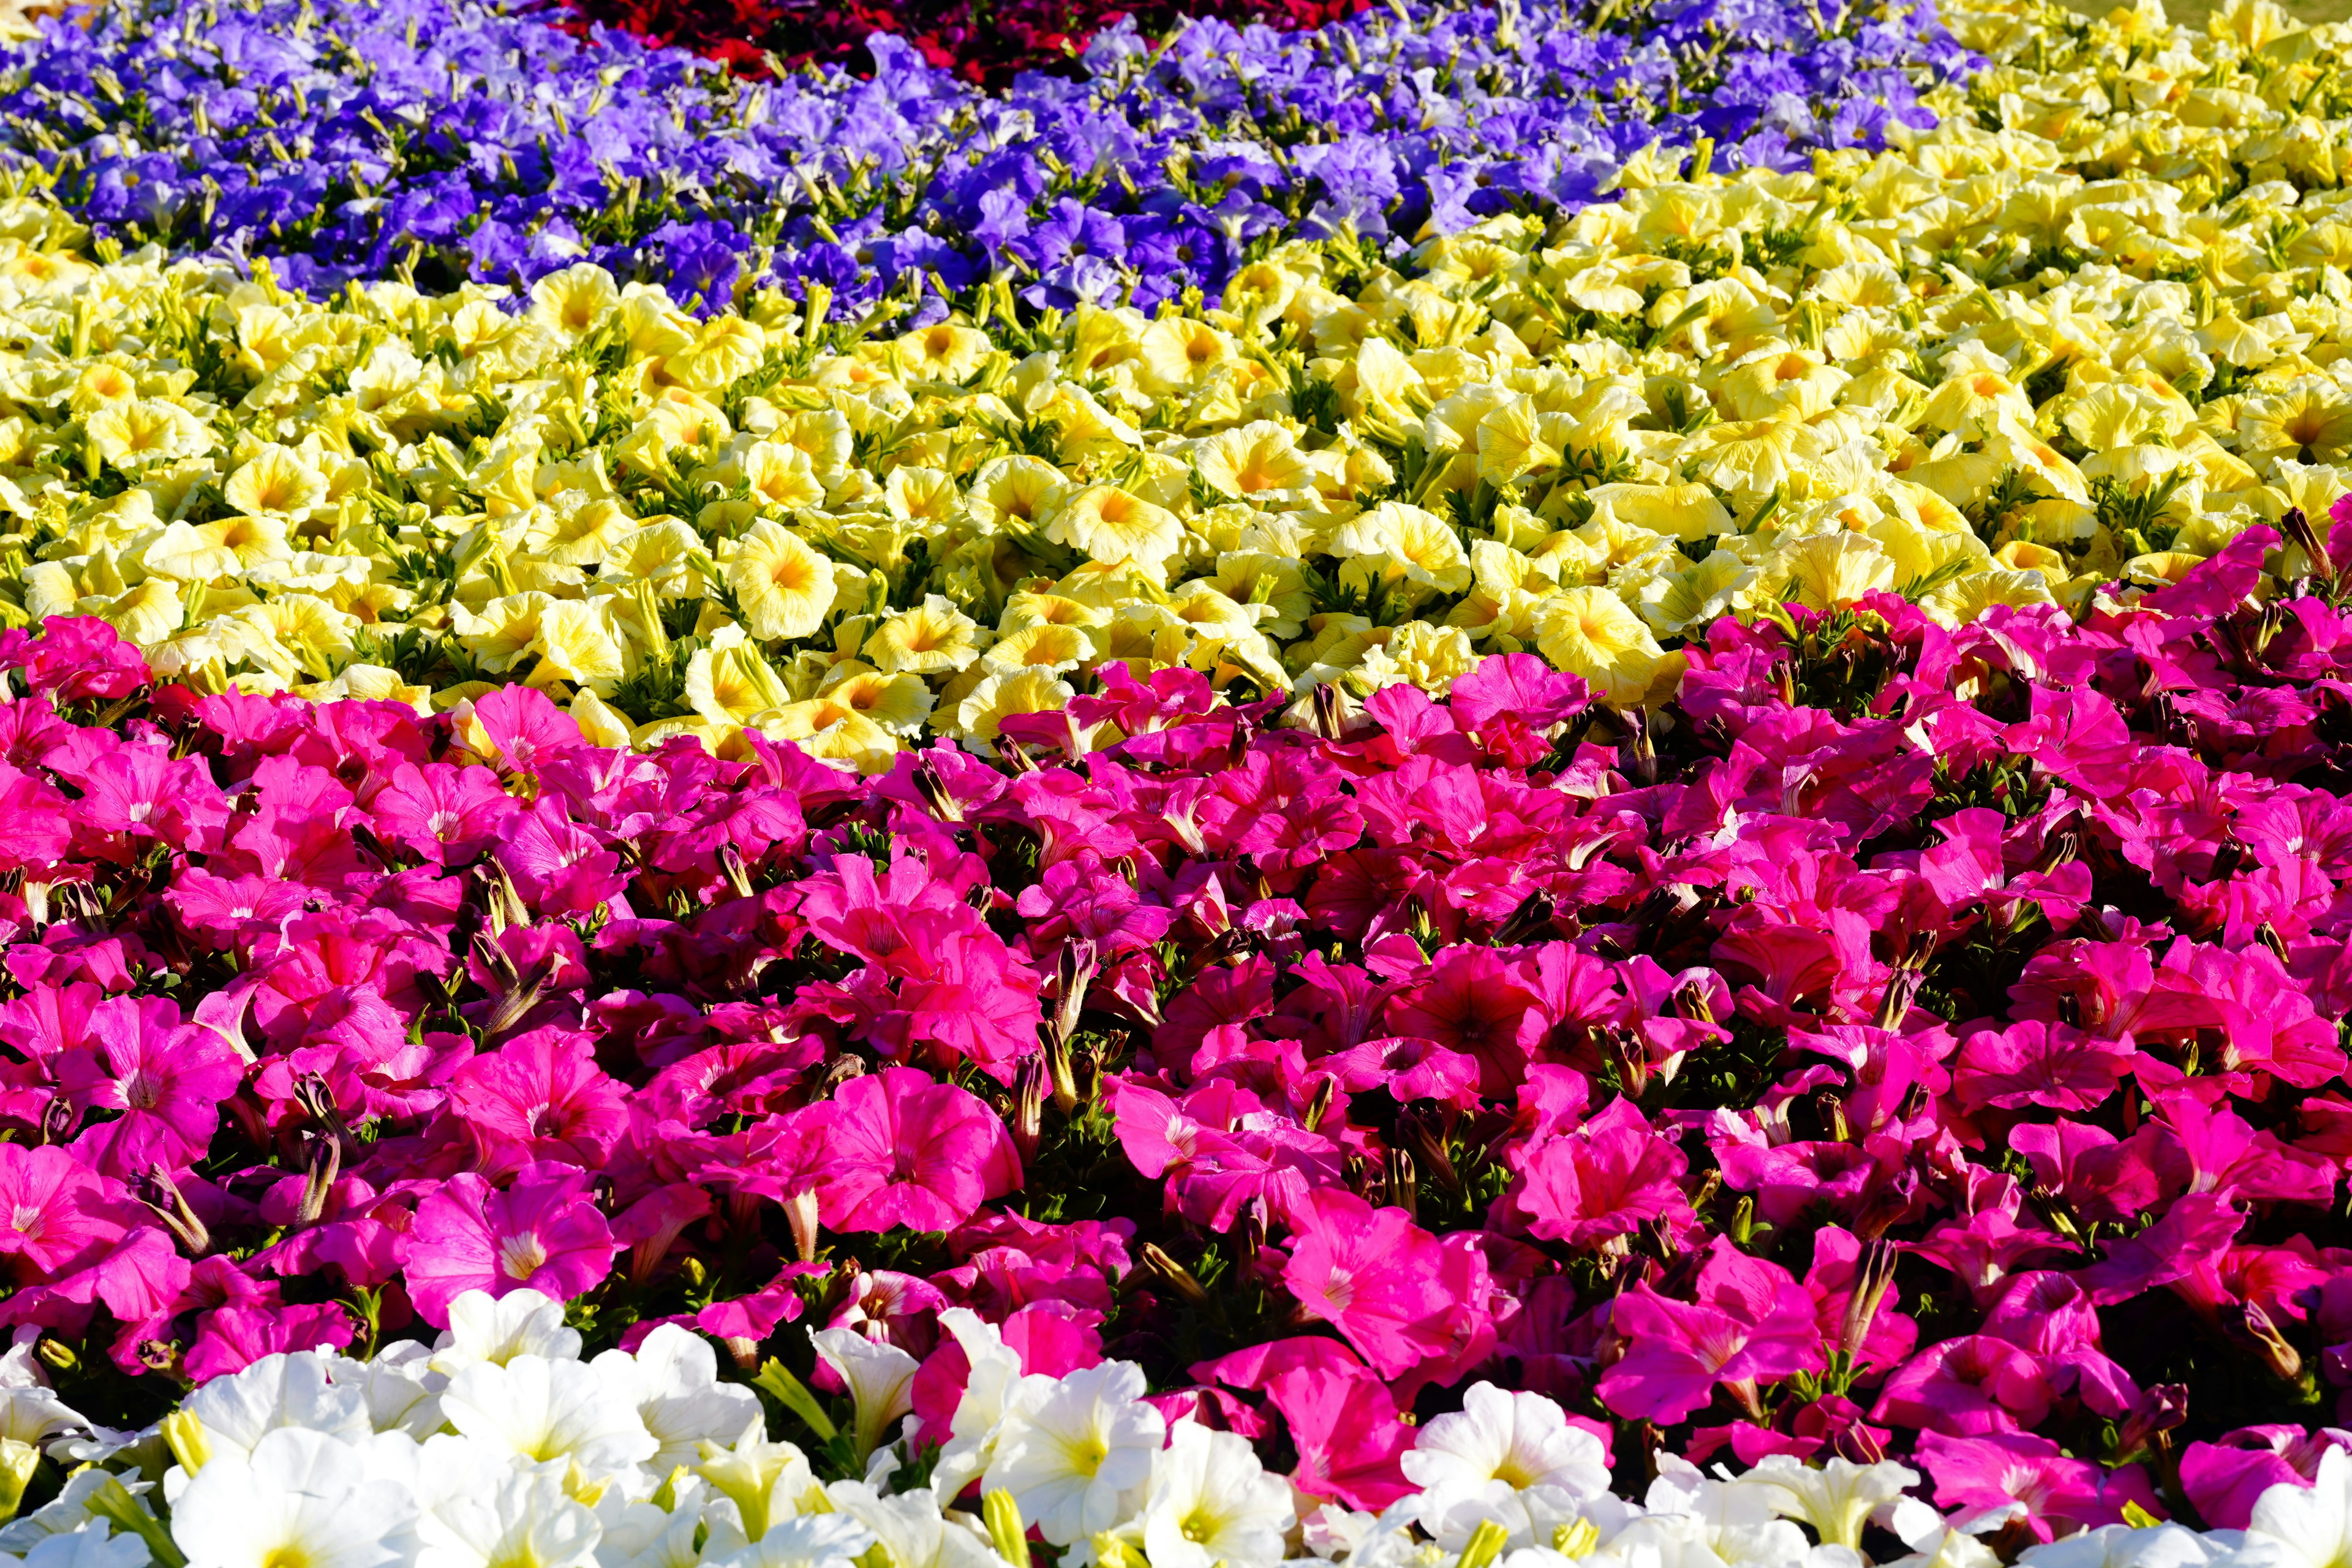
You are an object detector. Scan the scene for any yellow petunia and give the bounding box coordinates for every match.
[1532,587,1665,706]
[726,521,839,641]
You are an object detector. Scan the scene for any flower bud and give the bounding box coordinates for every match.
[0,1438,36,1526]
[718,843,756,900]
[294,1132,341,1229]
[1838,1239,1898,1361]
[1385,1146,1418,1219]
[1010,1055,1045,1166]
[1457,1519,1512,1568]
[2116,1382,2189,1458]
[162,1410,209,1477]
[1139,1243,1210,1307]
[138,1163,210,1255]
[1310,681,1341,740]
[2241,1301,2303,1382]
[783,1189,821,1264]
[984,1490,1032,1568]
[911,756,962,823]
[1050,940,1097,1055]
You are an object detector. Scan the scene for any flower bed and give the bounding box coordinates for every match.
[0,0,2339,777]
[0,540,2348,1520]
[1,0,2351,1552]
[0,0,1964,307]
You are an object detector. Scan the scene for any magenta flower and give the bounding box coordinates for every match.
[0,1144,132,1278]
[402,1164,620,1328]
[58,994,243,1179]
[1597,1238,1825,1424]
[1510,1097,1694,1250]
[1282,1188,1456,1380]
[369,761,522,864]
[1951,1020,2133,1113]
[1264,1363,1415,1510]
[804,1066,1023,1234]
[447,1026,631,1173]
[181,1302,357,1382]
[1915,1431,2160,1540]
[1872,1335,2055,1437]
[2180,1428,2352,1529]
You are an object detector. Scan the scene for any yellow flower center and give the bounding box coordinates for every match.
[499,1232,550,1281]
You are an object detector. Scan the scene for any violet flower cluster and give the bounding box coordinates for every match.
[0,0,1970,311]
[0,519,2346,1537]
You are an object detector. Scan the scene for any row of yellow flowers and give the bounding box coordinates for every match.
[0,0,2342,766]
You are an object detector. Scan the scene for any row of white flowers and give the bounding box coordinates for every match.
[0,1292,2337,1568]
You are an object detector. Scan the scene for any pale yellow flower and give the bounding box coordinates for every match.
[864,597,982,676]
[1193,423,1314,501]
[741,443,827,513]
[687,643,794,728]
[1044,486,1184,578]
[531,600,627,694]
[1532,587,1665,706]
[728,521,838,641]
[1776,532,1898,611]
[756,699,899,774]
[894,320,993,383]
[88,400,211,468]
[818,664,938,734]
[225,443,328,518]
[530,264,620,338]
[1330,502,1472,598]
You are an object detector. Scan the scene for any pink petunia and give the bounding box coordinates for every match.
[447,1026,631,1174]
[1598,1238,1825,1424]
[1281,1188,1455,1381]
[1265,1363,1416,1510]
[181,1302,358,1383]
[1511,1096,1694,1250]
[0,1144,132,1278]
[804,1066,1023,1234]
[402,1164,619,1328]
[1872,1335,2055,1437]
[59,994,243,1179]
[1916,1430,2161,1541]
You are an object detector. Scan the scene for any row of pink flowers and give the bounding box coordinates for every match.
[0,522,2348,1534]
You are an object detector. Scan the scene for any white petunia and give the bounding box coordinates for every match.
[1875,1498,2007,1568]
[172,1427,419,1568]
[705,1512,873,1568]
[181,1354,373,1465]
[0,1471,142,1553]
[924,1310,1049,1503]
[439,1356,658,1479]
[2018,1523,2237,1568]
[0,1332,86,1452]
[1734,1457,1921,1551]
[1403,1384,1612,1551]
[592,1327,763,1471]
[1405,1385,1611,1499]
[1139,1422,1294,1568]
[806,1330,918,1468]
[824,1483,997,1568]
[417,1461,600,1568]
[20,1529,149,1568]
[2240,1447,2352,1568]
[693,1428,824,1551]
[328,1343,445,1441]
[982,1362,1164,1547]
[429,1291,584,1380]
[592,1494,704,1568]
